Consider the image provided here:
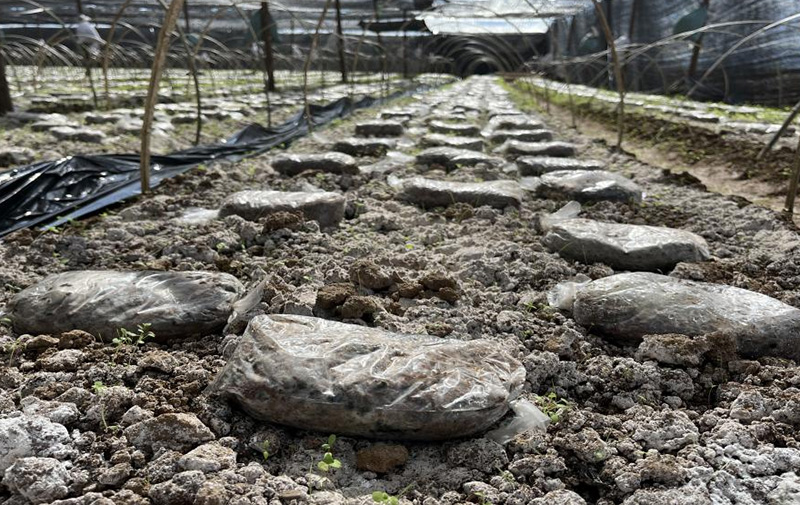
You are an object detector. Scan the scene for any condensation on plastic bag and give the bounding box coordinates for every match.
[557,272,800,360]
[7,270,244,340]
[539,202,710,271]
[209,314,526,440]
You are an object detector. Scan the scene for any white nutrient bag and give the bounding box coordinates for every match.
[6,270,244,340]
[540,202,710,272]
[564,272,800,360]
[209,314,526,440]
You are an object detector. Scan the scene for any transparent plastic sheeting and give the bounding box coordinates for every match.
[539,201,710,272]
[5,270,244,340]
[429,0,592,18]
[551,0,800,105]
[0,87,417,239]
[210,314,526,440]
[522,170,644,204]
[421,17,551,36]
[548,272,800,361]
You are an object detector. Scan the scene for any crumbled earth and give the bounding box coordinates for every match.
[1,76,800,505]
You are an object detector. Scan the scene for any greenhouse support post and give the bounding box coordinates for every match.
[334,0,348,84]
[260,2,276,92]
[593,0,625,149]
[140,0,186,194]
[0,50,12,115]
[784,134,800,216]
[688,0,710,80]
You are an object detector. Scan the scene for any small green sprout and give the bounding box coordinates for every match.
[6,338,24,364]
[474,491,493,505]
[317,434,341,472]
[372,484,413,505]
[113,323,155,348]
[533,391,571,424]
[372,492,399,505]
[261,440,270,461]
[91,380,120,433]
[112,323,155,364]
[500,470,516,484]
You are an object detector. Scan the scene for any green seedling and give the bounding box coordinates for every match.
[91,380,106,394]
[500,470,516,484]
[373,484,414,505]
[372,492,400,505]
[261,440,271,461]
[6,338,23,364]
[533,391,571,423]
[114,323,155,347]
[317,434,342,472]
[474,491,493,505]
[112,323,155,364]
[91,381,120,433]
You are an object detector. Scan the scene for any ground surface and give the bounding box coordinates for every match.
[1,76,800,505]
[509,78,800,217]
[0,68,414,163]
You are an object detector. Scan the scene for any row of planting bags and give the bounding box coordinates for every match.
[3,80,800,443]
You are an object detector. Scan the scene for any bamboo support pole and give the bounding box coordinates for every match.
[140,0,186,194]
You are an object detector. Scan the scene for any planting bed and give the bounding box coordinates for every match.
[1,76,799,505]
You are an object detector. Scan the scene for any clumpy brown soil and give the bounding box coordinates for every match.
[1,76,799,505]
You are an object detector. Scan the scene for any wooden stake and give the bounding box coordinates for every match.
[102,0,134,109]
[402,9,408,79]
[372,0,387,97]
[688,0,710,81]
[140,0,186,194]
[260,2,276,91]
[759,99,800,160]
[0,49,12,115]
[303,0,332,131]
[784,133,800,215]
[166,0,202,145]
[334,0,348,84]
[592,0,625,149]
[183,0,191,32]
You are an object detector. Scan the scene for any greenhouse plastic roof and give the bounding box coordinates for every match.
[428,0,593,18]
[1,0,594,28]
[0,0,424,23]
[417,0,592,35]
[421,16,551,35]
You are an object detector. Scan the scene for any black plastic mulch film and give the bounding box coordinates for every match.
[0,88,416,238]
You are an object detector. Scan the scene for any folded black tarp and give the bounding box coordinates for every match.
[0,91,394,238]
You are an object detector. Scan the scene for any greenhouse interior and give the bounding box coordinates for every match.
[2,0,800,504]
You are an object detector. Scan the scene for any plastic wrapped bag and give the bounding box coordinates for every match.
[516,157,605,176]
[271,152,358,176]
[555,272,800,360]
[6,271,244,340]
[546,273,591,311]
[540,202,709,271]
[209,315,526,440]
[523,170,643,203]
[486,399,550,444]
[219,190,345,229]
[399,177,524,209]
